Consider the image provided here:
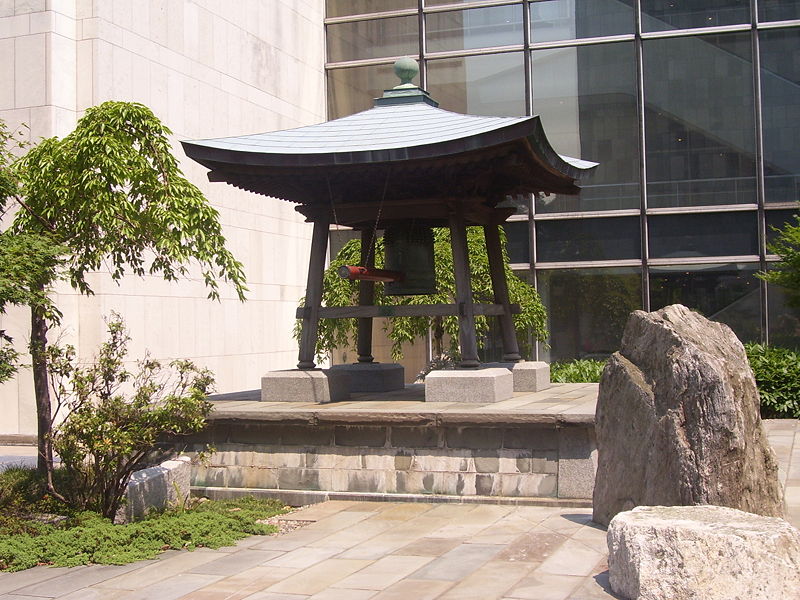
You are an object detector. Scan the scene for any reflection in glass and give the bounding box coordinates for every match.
[426,6,523,53]
[649,262,760,343]
[758,1,800,23]
[532,43,639,213]
[427,53,525,116]
[760,29,800,204]
[425,0,496,5]
[537,267,642,361]
[326,0,417,18]
[327,63,397,118]
[648,212,758,259]
[327,16,418,63]
[766,210,799,248]
[768,283,800,349]
[644,34,756,208]
[536,217,640,262]
[503,221,530,264]
[530,0,634,43]
[641,0,749,32]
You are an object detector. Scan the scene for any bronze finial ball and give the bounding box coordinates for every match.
[394,57,419,87]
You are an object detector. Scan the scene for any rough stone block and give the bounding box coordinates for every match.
[484,361,551,392]
[499,473,557,497]
[446,427,503,450]
[116,456,191,523]
[608,505,800,600]
[334,425,387,447]
[391,426,442,448]
[425,368,513,403]
[329,362,405,392]
[261,369,350,403]
[504,426,559,450]
[558,427,597,500]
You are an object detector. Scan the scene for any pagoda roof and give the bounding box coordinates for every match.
[181,87,597,228]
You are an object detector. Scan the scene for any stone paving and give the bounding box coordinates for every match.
[0,419,796,600]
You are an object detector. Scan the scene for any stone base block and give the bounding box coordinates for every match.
[483,361,550,392]
[329,362,405,392]
[261,369,350,403]
[425,368,513,403]
[116,456,191,523]
[608,505,800,600]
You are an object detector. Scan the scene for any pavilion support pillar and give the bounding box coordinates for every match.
[449,207,480,368]
[484,224,522,362]
[356,228,376,363]
[297,217,330,370]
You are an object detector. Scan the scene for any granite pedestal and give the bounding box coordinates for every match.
[425,368,514,403]
[261,369,350,403]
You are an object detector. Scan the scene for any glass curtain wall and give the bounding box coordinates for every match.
[325,0,800,361]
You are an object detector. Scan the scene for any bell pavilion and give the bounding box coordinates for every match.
[183,58,596,403]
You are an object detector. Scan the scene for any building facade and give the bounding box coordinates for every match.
[0,0,325,437]
[325,0,800,362]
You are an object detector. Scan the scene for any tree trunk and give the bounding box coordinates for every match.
[30,303,53,477]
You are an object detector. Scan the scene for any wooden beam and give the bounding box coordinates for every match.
[296,303,521,320]
[484,224,522,362]
[449,207,480,368]
[297,218,330,369]
[356,229,376,363]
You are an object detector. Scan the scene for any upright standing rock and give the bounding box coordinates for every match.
[592,304,784,526]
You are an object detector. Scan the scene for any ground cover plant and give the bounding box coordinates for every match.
[550,359,606,383]
[745,343,800,419]
[0,467,285,572]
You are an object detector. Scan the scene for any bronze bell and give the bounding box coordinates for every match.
[384,225,437,296]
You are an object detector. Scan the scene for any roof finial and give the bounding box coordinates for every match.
[393,57,419,89]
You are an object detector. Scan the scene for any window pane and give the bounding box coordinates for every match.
[644,34,756,208]
[425,0,497,5]
[327,16,418,63]
[503,221,530,264]
[759,1,800,23]
[327,63,396,118]
[536,217,641,262]
[648,212,758,259]
[532,43,640,213]
[760,29,800,204]
[426,6,523,53]
[530,0,634,43]
[326,0,417,18]
[427,52,525,116]
[642,0,750,32]
[537,267,642,361]
[766,210,799,248]
[768,283,800,349]
[649,262,761,343]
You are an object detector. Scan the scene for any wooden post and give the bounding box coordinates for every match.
[297,217,331,369]
[356,228,376,362]
[449,207,480,368]
[484,224,522,362]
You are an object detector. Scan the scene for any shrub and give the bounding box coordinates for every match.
[745,343,800,419]
[0,496,285,571]
[46,314,214,518]
[550,359,606,383]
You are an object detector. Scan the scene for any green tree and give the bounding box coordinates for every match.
[0,121,64,384]
[301,226,547,361]
[6,102,246,483]
[759,214,800,308]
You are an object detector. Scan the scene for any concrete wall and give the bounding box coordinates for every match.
[0,0,326,435]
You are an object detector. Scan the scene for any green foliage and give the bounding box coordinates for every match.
[745,343,800,419]
[11,101,246,300]
[0,120,65,382]
[302,227,547,360]
[550,359,606,383]
[0,495,285,572]
[759,213,800,308]
[48,314,213,518]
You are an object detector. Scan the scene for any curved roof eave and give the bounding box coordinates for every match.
[181,103,597,180]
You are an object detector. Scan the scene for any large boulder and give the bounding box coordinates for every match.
[593,304,784,526]
[607,505,800,600]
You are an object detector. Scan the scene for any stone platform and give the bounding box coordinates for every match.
[184,383,599,506]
